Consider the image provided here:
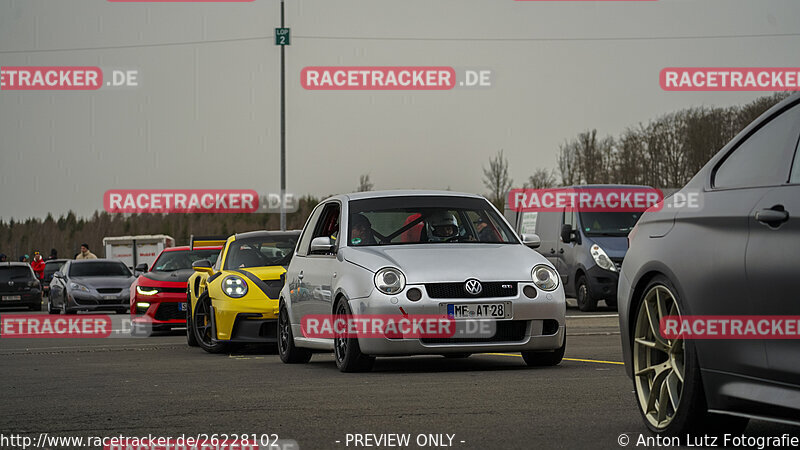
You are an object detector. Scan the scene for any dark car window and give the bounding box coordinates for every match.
[223,235,299,269]
[579,212,642,236]
[151,249,220,271]
[43,261,66,277]
[0,266,35,282]
[69,261,131,277]
[714,102,800,189]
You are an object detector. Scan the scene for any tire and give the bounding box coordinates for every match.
[333,298,375,373]
[576,275,598,312]
[47,295,59,315]
[277,304,312,364]
[521,331,566,367]
[631,276,748,436]
[443,353,471,359]
[186,294,198,347]
[191,292,229,354]
[62,301,76,315]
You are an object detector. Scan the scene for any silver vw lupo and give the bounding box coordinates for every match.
[278,191,566,372]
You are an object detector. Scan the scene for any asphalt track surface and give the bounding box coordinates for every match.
[1,301,797,450]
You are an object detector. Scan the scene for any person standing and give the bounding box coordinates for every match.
[47,248,59,260]
[31,252,45,280]
[75,243,97,260]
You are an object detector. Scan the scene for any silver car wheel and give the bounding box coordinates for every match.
[334,301,348,363]
[633,284,685,429]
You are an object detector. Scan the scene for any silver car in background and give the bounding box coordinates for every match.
[278,190,566,372]
[48,259,135,314]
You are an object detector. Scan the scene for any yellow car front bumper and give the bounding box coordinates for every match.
[211,296,280,342]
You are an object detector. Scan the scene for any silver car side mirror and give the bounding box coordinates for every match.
[310,236,335,254]
[521,233,541,249]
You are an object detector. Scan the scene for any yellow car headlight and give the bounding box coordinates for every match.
[222,275,248,298]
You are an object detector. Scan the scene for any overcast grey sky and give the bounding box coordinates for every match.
[1,0,799,220]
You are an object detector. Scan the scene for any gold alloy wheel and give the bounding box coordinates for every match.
[633,285,685,429]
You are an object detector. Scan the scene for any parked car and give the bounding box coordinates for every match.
[48,259,135,314]
[41,259,68,298]
[130,243,223,334]
[506,185,649,311]
[618,92,800,434]
[187,230,301,353]
[0,262,42,311]
[278,190,566,372]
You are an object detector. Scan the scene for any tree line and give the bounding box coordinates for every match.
[2,93,790,260]
[481,92,790,209]
[0,196,320,261]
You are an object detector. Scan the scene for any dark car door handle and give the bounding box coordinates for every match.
[549,248,555,254]
[298,271,304,280]
[755,208,789,226]
[559,248,564,254]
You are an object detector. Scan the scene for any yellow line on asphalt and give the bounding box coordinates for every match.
[482,353,624,366]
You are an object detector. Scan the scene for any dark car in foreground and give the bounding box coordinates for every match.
[48,259,135,314]
[619,93,800,434]
[0,262,42,310]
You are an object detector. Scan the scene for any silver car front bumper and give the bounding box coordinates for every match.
[349,282,566,356]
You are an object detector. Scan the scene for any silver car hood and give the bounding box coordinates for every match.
[341,244,548,283]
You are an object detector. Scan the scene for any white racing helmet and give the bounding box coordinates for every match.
[425,211,459,241]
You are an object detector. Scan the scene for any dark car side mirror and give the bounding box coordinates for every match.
[561,224,575,244]
[134,263,148,273]
[192,259,214,275]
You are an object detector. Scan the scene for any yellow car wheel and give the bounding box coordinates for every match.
[191,292,229,354]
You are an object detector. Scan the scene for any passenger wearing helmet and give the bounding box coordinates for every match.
[425,211,459,242]
[349,213,376,246]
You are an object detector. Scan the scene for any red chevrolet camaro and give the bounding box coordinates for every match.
[130,245,222,334]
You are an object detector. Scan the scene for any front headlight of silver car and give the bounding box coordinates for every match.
[374,267,406,295]
[69,282,90,292]
[532,265,559,291]
[590,244,616,272]
[222,275,248,298]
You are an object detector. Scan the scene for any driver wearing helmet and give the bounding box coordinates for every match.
[425,211,459,242]
[349,213,376,246]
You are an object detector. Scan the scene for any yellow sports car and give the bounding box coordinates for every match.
[186,230,300,353]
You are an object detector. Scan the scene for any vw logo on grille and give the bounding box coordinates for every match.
[464,279,483,296]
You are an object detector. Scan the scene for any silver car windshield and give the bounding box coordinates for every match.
[348,196,517,246]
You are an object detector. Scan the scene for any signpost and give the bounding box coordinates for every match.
[275,28,290,46]
[276,2,288,231]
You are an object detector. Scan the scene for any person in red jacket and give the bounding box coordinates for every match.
[30,251,45,280]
